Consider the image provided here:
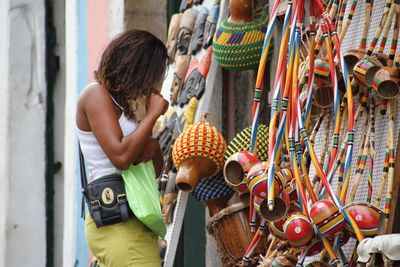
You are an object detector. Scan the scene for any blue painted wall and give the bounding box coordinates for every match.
[76,0,89,265]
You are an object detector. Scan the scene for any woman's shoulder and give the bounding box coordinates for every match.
[80,82,107,97]
[77,82,116,119]
[76,82,117,131]
[78,82,110,105]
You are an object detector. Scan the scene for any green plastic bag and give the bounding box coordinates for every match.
[122,161,166,238]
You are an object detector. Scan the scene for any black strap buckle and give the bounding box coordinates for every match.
[91,200,101,209]
[117,194,127,203]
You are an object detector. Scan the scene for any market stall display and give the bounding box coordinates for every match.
[157,0,400,266]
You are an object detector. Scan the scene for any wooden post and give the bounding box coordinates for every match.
[387,130,400,233]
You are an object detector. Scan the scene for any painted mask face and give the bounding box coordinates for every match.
[179,68,203,107]
[177,28,193,55]
[176,8,198,55]
[188,7,208,55]
[166,14,182,62]
[170,72,183,104]
[203,3,219,49]
[170,55,190,105]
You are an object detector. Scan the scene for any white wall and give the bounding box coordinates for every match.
[63,0,79,265]
[0,0,10,266]
[108,0,125,39]
[0,0,47,266]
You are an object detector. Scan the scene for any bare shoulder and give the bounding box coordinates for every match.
[78,82,110,107]
[76,82,115,131]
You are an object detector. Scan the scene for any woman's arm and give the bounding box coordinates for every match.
[76,83,168,170]
[151,141,164,177]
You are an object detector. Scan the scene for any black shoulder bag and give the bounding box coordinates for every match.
[79,144,133,227]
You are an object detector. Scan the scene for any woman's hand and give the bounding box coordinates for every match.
[134,138,161,164]
[147,93,169,118]
[134,137,164,177]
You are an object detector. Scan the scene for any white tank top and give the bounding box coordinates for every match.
[76,83,137,182]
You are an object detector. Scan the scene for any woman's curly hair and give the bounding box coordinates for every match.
[95,30,168,120]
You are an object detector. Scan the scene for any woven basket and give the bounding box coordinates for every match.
[172,114,226,175]
[225,124,269,161]
[212,14,273,70]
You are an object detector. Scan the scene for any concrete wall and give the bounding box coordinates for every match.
[0,0,47,266]
[124,0,167,42]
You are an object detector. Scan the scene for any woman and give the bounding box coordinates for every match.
[76,30,169,267]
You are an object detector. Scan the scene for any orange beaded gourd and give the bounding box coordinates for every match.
[172,115,227,191]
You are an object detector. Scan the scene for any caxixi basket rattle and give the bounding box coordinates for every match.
[225,124,269,161]
[206,202,268,267]
[191,172,235,216]
[172,113,226,191]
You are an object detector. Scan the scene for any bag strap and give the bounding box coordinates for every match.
[78,143,87,219]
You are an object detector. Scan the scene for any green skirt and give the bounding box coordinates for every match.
[85,214,160,267]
